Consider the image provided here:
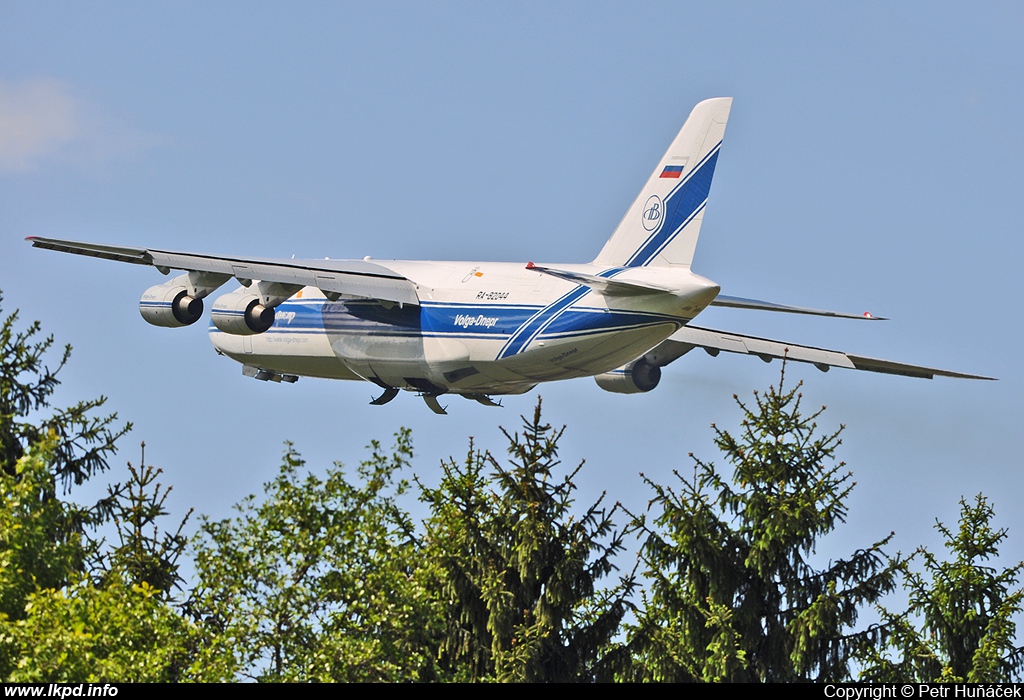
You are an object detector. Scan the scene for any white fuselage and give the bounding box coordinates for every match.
[209,261,720,395]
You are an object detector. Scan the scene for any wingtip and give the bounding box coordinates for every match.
[525,261,536,270]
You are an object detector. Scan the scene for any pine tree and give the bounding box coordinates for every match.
[626,369,897,682]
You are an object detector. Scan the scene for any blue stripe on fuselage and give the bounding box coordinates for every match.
[241,287,680,352]
[496,267,626,359]
[496,286,590,358]
[541,308,681,337]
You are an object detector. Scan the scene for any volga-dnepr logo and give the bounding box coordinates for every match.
[642,194,663,232]
[455,314,499,329]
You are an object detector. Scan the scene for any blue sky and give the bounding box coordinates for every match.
[2,2,1022,583]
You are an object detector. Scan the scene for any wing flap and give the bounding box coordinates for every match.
[648,325,994,380]
[27,236,420,306]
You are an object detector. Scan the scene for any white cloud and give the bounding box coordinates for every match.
[0,78,161,174]
[0,78,78,172]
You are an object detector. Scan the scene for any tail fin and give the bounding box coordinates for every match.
[594,97,731,268]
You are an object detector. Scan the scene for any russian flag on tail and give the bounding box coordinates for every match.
[659,164,684,179]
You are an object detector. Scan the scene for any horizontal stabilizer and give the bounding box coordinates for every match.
[27,236,419,306]
[525,262,673,296]
[645,325,994,380]
[711,294,885,321]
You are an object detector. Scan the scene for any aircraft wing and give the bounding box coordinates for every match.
[644,325,995,380]
[26,236,420,306]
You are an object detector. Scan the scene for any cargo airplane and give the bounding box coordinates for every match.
[27,98,992,414]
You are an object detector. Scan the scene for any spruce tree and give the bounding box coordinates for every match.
[421,400,632,682]
[0,293,190,681]
[0,292,128,489]
[626,369,897,681]
[0,292,129,619]
[859,495,1024,682]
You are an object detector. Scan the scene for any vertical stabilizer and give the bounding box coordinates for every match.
[594,97,731,268]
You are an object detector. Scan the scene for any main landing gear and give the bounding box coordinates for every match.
[367,385,502,414]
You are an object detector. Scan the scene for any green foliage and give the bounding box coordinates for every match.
[0,444,199,682]
[859,495,1024,682]
[0,292,129,489]
[189,434,443,682]
[3,292,1021,682]
[0,295,188,682]
[96,444,192,594]
[187,400,631,682]
[0,292,131,623]
[2,577,194,683]
[626,372,897,682]
[0,444,89,625]
[421,400,632,682]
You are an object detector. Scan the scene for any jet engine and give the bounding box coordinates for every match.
[139,280,204,327]
[210,281,301,335]
[210,288,276,335]
[594,357,662,394]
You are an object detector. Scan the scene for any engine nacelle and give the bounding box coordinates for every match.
[594,358,662,394]
[139,282,204,327]
[210,288,276,335]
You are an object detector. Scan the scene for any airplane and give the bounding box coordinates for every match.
[26,97,993,414]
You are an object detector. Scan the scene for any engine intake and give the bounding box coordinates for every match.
[594,358,662,394]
